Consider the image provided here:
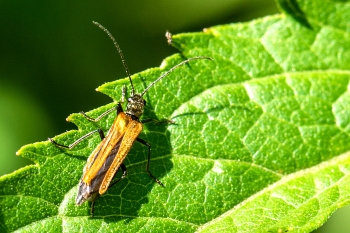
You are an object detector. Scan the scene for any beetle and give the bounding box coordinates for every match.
[49,21,213,217]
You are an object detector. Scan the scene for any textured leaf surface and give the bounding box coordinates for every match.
[2,0,350,232]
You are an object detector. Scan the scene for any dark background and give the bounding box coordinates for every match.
[0,1,346,232]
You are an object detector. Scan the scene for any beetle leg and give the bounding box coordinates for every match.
[90,197,99,218]
[141,118,175,124]
[136,138,164,186]
[49,128,105,149]
[80,107,114,122]
[80,102,124,122]
[109,163,127,188]
[116,102,123,114]
[121,85,127,104]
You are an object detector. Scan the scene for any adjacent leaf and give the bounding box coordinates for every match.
[2,0,350,232]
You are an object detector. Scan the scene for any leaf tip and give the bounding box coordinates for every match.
[66,113,82,124]
[15,143,32,158]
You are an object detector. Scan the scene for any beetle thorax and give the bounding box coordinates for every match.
[125,94,146,119]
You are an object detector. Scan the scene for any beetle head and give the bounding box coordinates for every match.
[125,94,146,119]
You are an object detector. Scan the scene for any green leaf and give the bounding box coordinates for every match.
[2,0,350,232]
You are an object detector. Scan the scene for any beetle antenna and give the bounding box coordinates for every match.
[141,56,213,96]
[93,21,135,95]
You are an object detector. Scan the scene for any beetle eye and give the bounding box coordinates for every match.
[143,100,146,105]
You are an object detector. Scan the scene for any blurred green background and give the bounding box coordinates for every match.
[0,0,348,232]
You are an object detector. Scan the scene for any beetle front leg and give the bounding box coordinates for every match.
[80,102,124,123]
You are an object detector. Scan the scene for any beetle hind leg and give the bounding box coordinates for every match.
[109,163,127,188]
